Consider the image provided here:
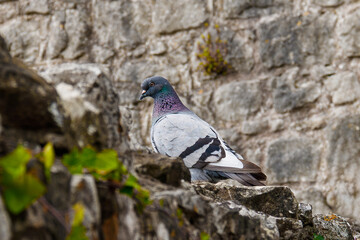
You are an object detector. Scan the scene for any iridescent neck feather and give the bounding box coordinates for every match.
[152,86,189,122]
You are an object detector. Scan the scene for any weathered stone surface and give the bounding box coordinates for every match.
[20,0,50,15]
[46,11,67,59]
[11,201,55,240]
[272,78,321,113]
[148,40,167,55]
[96,184,141,240]
[223,0,291,19]
[92,0,141,49]
[326,115,360,218]
[313,0,344,7]
[193,182,299,218]
[267,138,320,183]
[0,2,18,24]
[115,194,141,240]
[293,115,327,131]
[0,18,45,62]
[46,160,71,212]
[90,45,114,63]
[294,187,332,216]
[337,7,360,57]
[240,119,268,135]
[259,14,336,68]
[40,63,124,151]
[298,203,313,226]
[213,81,262,121]
[313,214,354,240]
[153,0,208,34]
[273,82,305,113]
[269,118,284,132]
[150,189,268,239]
[325,71,360,105]
[132,151,190,187]
[259,16,303,68]
[310,65,336,81]
[61,9,89,59]
[299,12,337,65]
[0,193,11,240]
[71,175,101,240]
[0,38,64,131]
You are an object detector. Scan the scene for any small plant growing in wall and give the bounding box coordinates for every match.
[196,24,232,76]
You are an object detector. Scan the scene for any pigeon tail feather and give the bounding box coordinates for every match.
[192,169,266,186]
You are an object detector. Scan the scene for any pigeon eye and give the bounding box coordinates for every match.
[150,82,155,87]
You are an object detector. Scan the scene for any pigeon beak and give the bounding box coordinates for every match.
[139,90,147,100]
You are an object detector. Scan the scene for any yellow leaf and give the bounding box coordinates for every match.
[72,203,85,226]
[42,143,55,170]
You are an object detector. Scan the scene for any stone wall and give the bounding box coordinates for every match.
[1,0,360,221]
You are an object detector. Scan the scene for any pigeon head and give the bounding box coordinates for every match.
[139,76,172,100]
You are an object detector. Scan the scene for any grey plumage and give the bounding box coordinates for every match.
[140,76,267,186]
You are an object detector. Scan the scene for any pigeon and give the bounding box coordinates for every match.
[140,76,267,186]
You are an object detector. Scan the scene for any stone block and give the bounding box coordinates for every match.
[40,63,123,150]
[272,79,321,113]
[0,18,44,62]
[193,182,299,218]
[61,9,89,59]
[266,138,320,183]
[325,71,360,105]
[92,0,141,49]
[326,115,360,218]
[259,16,303,68]
[46,11,67,59]
[20,0,49,15]
[240,120,268,135]
[132,151,191,187]
[0,194,11,240]
[213,81,262,121]
[223,0,291,19]
[313,214,354,240]
[70,175,101,240]
[153,0,208,34]
[337,7,360,57]
[313,0,344,7]
[259,13,336,68]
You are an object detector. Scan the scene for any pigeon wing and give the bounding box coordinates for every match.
[151,113,263,177]
[151,113,223,168]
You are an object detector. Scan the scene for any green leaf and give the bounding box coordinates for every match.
[93,149,118,172]
[3,174,46,214]
[63,148,119,177]
[124,174,138,187]
[77,147,97,167]
[313,234,324,240]
[66,225,88,240]
[200,232,210,240]
[119,186,134,196]
[63,147,97,174]
[63,148,83,174]
[0,145,31,179]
